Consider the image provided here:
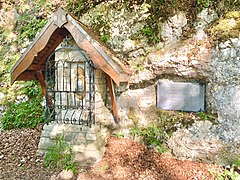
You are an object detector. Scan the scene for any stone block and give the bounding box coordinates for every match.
[86,134,97,141]
[43,122,56,131]
[63,132,76,142]
[36,149,46,156]
[57,170,74,180]
[38,137,54,150]
[95,101,105,109]
[95,92,104,102]
[74,148,105,166]
[41,129,51,138]
[73,132,86,141]
[81,124,100,133]
[73,138,105,151]
[72,143,97,151]
[65,125,86,133]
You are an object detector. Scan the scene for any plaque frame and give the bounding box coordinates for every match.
[157,81,205,112]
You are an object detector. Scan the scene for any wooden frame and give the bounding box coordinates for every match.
[10,8,131,86]
[106,74,119,123]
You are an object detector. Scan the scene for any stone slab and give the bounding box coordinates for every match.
[157,81,205,112]
[74,148,105,166]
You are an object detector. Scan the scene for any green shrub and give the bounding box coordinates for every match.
[140,25,160,44]
[1,81,44,130]
[131,123,168,153]
[197,0,211,8]
[100,34,110,43]
[16,13,47,46]
[44,133,77,173]
[1,97,44,130]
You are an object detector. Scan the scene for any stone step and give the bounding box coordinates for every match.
[45,123,101,136]
[73,139,105,151]
[74,147,105,166]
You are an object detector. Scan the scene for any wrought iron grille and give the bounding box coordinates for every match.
[45,43,95,127]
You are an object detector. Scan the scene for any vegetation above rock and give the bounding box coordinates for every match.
[207,10,240,43]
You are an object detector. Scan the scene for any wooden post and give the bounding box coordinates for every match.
[106,74,119,124]
[36,70,53,106]
[35,70,47,97]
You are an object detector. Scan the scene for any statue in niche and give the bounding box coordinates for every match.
[73,66,85,100]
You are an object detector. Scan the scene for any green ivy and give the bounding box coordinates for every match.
[100,34,110,43]
[21,81,42,98]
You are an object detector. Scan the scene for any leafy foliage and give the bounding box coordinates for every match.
[100,34,110,43]
[217,166,240,180]
[1,97,44,130]
[44,133,77,173]
[21,81,42,98]
[66,0,105,18]
[1,81,44,130]
[16,14,47,46]
[197,0,211,8]
[131,123,168,153]
[207,10,240,43]
[140,25,160,44]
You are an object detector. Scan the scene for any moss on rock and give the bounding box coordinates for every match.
[207,10,240,43]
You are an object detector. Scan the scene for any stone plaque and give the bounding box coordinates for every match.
[157,81,205,112]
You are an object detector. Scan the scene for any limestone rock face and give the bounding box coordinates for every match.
[81,5,240,165]
[57,170,74,180]
[80,2,151,54]
[130,37,212,84]
[160,12,187,45]
[168,120,240,165]
[117,85,157,129]
[168,38,240,164]
[168,122,224,163]
[208,38,240,142]
[0,8,18,30]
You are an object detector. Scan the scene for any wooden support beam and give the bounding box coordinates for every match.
[106,74,119,124]
[35,71,47,97]
[17,71,36,81]
[28,64,45,71]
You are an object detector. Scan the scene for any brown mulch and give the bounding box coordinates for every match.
[79,136,223,180]
[0,127,223,180]
[0,126,59,180]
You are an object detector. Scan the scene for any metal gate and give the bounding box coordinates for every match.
[45,41,95,127]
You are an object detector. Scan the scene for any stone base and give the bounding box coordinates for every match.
[37,122,110,166]
[168,121,240,166]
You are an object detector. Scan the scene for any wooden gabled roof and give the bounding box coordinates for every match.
[10,8,131,85]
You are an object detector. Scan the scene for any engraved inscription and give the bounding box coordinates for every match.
[157,81,205,112]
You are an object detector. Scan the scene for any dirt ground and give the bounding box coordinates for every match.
[0,126,224,180]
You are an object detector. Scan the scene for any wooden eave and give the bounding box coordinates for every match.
[10,8,131,85]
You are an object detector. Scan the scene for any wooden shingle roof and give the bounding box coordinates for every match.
[10,8,131,85]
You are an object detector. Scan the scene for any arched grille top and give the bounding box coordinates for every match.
[45,44,95,127]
